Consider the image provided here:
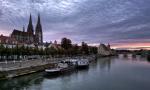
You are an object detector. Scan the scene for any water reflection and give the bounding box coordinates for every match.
[0,56,150,90]
[97,57,112,71]
[44,68,89,80]
[0,57,115,90]
[118,54,150,63]
[0,72,44,90]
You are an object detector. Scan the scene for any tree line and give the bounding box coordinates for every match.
[0,37,97,61]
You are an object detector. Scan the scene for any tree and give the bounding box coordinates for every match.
[39,48,44,55]
[61,37,72,50]
[81,42,89,55]
[49,47,57,57]
[4,46,10,60]
[33,47,39,55]
[89,46,98,54]
[72,44,79,55]
[0,44,4,60]
[45,47,50,55]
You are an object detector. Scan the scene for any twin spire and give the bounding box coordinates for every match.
[36,14,42,33]
[27,14,34,34]
[27,13,43,44]
[27,13,42,34]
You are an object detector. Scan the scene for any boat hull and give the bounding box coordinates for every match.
[76,64,89,69]
[45,68,62,75]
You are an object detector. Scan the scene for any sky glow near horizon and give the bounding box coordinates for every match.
[0,0,150,49]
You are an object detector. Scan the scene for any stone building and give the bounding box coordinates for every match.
[98,43,113,56]
[10,14,43,44]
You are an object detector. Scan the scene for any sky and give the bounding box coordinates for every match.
[0,0,150,49]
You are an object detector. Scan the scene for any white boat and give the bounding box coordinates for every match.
[63,59,78,66]
[77,59,89,69]
[64,58,89,69]
[45,68,61,74]
[45,63,68,74]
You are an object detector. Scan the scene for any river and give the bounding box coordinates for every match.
[0,55,150,90]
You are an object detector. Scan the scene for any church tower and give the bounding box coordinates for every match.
[27,14,34,43]
[27,14,34,34]
[35,14,43,44]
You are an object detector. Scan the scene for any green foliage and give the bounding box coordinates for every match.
[48,47,57,56]
[61,37,72,50]
[0,37,98,60]
[0,44,4,56]
[89,46,98,54]
[81,42,89,55]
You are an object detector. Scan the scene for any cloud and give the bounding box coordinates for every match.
[0,0,150,48]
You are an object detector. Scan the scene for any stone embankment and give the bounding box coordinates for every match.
[0,58,62,79]
[0,55,97,79]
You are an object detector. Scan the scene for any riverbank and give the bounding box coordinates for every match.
[0,63,55,80]
[0,55,97,79]
[0,56,149,90]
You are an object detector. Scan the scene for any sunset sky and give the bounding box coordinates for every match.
[0,0,150,49]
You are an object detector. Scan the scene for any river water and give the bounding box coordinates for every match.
[0,55,150,90]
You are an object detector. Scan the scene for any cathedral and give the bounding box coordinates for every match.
[10,14,43,44]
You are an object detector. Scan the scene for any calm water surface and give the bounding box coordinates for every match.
[0,55,150,90]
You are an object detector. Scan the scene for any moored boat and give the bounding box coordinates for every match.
[45,68,62,75]
[77,59,89,69]
[45,63,68,75]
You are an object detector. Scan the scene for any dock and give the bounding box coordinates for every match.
[0,55,97,79]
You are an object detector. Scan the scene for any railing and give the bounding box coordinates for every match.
[0,55,96,71]
[0,58,64,71]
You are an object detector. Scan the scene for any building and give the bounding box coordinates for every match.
[0,14,43,49]
[0,34,18,44]
[98,43,113,56]
[10,14,43,45]
[48,40,63,50]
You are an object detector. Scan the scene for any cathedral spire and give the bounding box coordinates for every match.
[37,13,41,26]
[27,14,34,34]
[36,13,42,31]
[35,13,43,44]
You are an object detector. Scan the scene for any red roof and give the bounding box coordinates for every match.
[0,34,17,44]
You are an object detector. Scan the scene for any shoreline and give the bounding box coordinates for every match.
[0,63,55,80]
[0,55,98,80]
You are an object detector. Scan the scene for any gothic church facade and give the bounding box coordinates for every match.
[11,14,43,44]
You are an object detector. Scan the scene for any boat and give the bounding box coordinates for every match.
[45,63,68,75]
[76,59,89,69]
[63,59,78,66]
[45,68,62,75]
[62,58,89,69]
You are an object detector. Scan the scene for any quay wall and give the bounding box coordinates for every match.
[0,55,97,79]
[0,63,55,79]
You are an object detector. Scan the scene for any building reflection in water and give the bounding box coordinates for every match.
[92,57,115,72]
[2,56,150,90]
[0,72,44,90]
[0,56,150,90]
